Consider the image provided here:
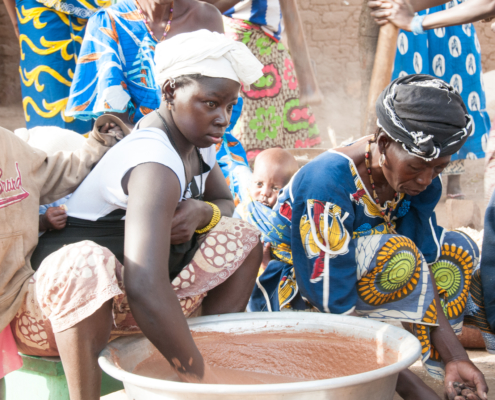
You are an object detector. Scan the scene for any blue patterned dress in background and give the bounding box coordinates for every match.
[392,1,491,162]
[16,0,110,132]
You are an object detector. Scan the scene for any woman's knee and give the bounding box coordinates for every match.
[244,239,263,271]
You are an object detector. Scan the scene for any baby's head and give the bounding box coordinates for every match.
[249,148,299,208]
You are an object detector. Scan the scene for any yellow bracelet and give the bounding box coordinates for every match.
[195,202,221,234]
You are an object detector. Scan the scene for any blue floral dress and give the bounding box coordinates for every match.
[248,149,479,379]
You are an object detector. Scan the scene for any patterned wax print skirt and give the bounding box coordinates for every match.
[223,17,321,161]
[11,218,260,356]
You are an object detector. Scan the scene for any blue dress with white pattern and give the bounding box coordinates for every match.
[392,1,491,160]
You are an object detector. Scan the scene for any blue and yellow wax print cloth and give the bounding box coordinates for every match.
[247,150,480,380]
[392,3,491,160]
[16,0,110,132]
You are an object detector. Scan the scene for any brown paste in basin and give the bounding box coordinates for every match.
[133,330,397,384]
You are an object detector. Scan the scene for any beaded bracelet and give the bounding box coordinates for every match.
[195,202,221,234]
[411,14,426,35]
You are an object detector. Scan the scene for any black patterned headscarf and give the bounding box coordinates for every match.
[376,74,472,161]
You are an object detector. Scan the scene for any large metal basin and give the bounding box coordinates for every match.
[99,312,421,400]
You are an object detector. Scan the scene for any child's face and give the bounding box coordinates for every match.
[249,167,287,208]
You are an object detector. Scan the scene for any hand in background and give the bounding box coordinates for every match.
[39,205,67,231]
[368,0,415,30]
[99,122,125,140]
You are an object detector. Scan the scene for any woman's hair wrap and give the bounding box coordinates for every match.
[154,29,264,88]
[376,74,472,161]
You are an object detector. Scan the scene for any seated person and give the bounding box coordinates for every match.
[247,75,488,400]
[17,31,263,399]
[0,120,124,398]
[463,189,495,355]
[65,0,255,200]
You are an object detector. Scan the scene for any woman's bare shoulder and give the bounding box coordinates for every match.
[188,0,224,33]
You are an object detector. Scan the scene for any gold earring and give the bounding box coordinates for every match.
[379,153,386,167]
[167,102,172,111]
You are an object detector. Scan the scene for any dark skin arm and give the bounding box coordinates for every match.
[123,161,233,382]
[2,0,19,37]
[124,162,205,381]
[201,0,240,13]
[428,266,488,399]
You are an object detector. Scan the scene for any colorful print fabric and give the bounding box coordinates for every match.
[11,217,261,357]
[392,1,491,161]
[224,0,283,41]
[16,0,109,131]
[247,150,479,379]
[224,17,320,161]
[216,97,254,203]
[66,0,160,123]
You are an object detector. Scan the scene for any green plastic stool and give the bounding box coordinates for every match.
[5,354,124,400]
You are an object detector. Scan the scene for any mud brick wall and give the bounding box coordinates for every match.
[0,3,22,106]
[1,1,495,143]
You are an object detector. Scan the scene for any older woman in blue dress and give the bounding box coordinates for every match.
[246,75,489,400]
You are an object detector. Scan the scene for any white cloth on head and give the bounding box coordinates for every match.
[154,29,263,87]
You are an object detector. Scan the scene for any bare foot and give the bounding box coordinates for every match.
[396,369,440,400]
[447,175,465,199]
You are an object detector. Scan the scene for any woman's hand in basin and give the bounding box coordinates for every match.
[444,359,487,400]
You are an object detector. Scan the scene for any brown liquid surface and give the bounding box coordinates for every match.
[133,330,397,384]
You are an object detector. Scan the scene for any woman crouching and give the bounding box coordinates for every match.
[12,30,263,399]
[249,75,488,400]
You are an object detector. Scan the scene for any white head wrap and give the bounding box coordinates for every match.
[154,29,264,88]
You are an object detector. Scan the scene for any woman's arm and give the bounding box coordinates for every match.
[427,268,488,399]
[369,0,495,30]
[170,163,235,245]
[124,162,208,382]
[2,0,19,37]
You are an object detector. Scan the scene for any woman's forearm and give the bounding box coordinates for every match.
[421,0,495,30]
[428,270,468,363]
[2,0,19,37]
[125,163,206,381]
